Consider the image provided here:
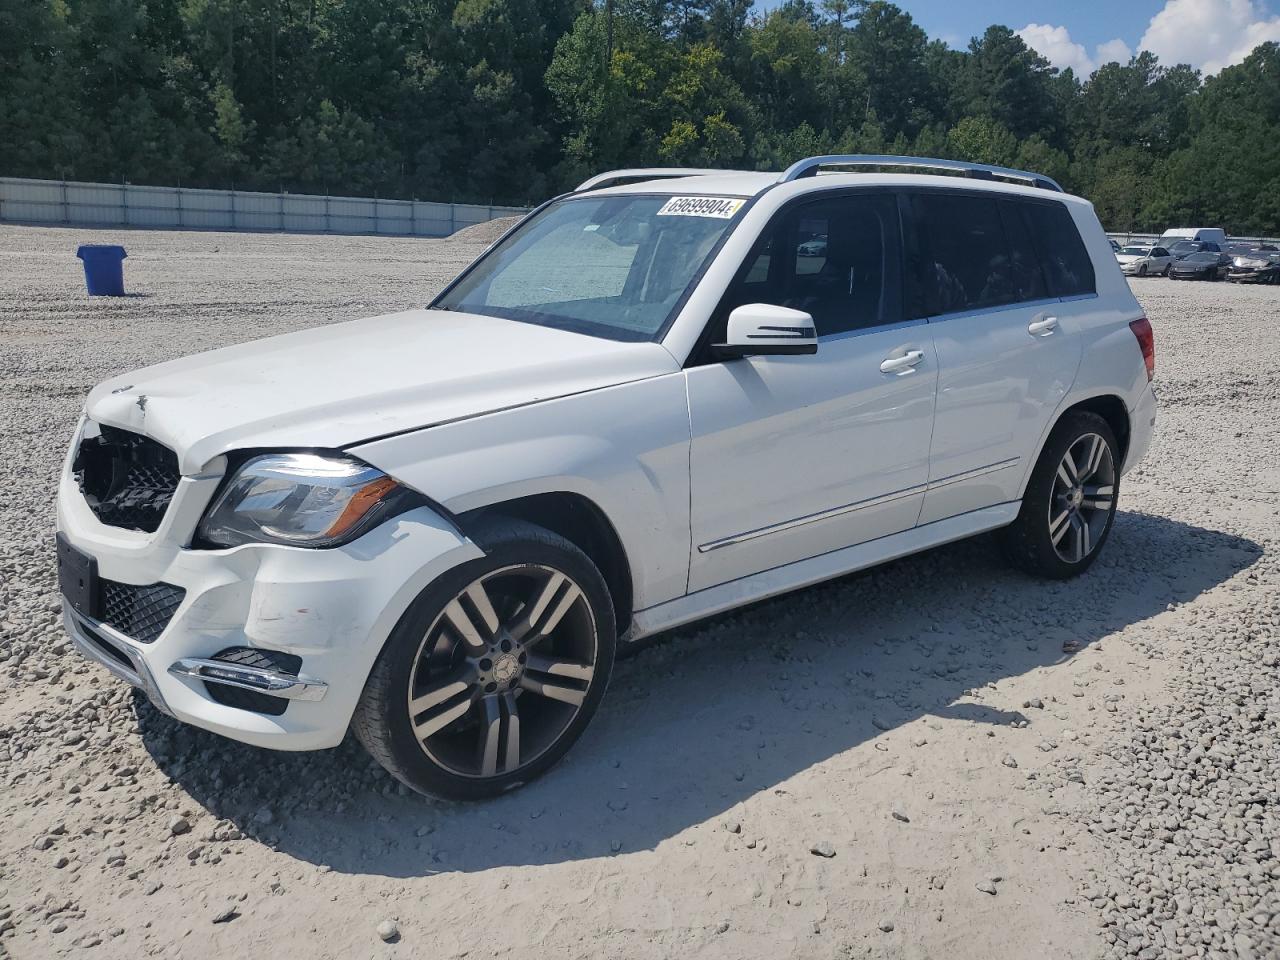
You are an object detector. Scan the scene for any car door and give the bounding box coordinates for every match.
[1152,247,1172,273]
[684,191,937,592]
[909,192,1085,525]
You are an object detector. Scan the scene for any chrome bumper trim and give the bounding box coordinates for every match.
[167,658,328,702]
[62,601,175,717]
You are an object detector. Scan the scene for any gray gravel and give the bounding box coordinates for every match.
[0,226,1277,958]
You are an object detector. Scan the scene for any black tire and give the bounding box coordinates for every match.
[1137,263,1147,277]
[352,517,616,800]
[1000,411,1120,579]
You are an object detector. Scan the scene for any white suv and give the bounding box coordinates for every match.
[56,155,1157,799]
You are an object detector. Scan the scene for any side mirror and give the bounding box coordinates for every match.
[712,304,818,360]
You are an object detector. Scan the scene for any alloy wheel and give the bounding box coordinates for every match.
[406,564,598,780]
[1048,433,1116,564]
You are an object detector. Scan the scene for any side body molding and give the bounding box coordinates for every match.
[349,374,694,611]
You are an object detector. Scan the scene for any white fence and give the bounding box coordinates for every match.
[0,177,528,237]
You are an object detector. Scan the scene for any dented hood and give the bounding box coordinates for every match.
[85,309,679,474]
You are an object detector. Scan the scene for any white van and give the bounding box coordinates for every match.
[1160,227,1227,246]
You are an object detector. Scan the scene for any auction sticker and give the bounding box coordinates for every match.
[657,196,745,219]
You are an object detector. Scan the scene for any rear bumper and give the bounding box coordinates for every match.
[1123,382,1157,475]
[57,460,483,749]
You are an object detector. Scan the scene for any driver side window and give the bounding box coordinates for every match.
[715,194,903,341]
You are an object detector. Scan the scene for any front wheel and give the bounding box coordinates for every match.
[1137,263,1147,277]
[353,517,616,800]
[1001,412,1119,579]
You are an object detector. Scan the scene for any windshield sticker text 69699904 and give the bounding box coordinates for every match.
[656,196,746,219]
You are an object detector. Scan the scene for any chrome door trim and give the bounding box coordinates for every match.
[925,457,1021,490]
[697,457,1021,553]
[698,483,928,553]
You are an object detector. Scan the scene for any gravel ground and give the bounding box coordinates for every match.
[0,225,1277,960]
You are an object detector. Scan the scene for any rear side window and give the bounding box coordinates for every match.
[911,192,1025,313]
[1019,201,1095,297]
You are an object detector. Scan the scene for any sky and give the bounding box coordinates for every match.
[757,0,1280,76]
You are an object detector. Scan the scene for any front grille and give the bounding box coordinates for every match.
[98,580,185,643]
[73,424,180,533]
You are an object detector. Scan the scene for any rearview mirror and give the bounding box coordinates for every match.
[712,304,817,359]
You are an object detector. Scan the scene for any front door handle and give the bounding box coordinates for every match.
[1028,316,1059,337]
[880,349,925,375]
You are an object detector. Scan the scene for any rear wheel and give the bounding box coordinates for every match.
[353,518,616,799]
[1001,412,1119,579]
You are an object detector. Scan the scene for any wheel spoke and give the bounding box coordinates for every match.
[525,654,594,682]
[502,694,521,772]
[1081,435,1105,480]
[1057,455,1079,488]
[465,582,500,635]
[477,694,521,777]
[1082,483,1114,511]
[509,573,581,644]
[443,598,490,655]
[1069,513,1090,562]
[1050,508,1072,544]
[519,673,587,706]
[478,695,501,776]
[411,690,473,740]
[409,676,471,716]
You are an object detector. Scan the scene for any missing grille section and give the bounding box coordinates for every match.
[202,647,303,717]
[74,424,180,533]
[98,580,185,644]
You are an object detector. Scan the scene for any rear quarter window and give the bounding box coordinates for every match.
[1020,201,1096,297]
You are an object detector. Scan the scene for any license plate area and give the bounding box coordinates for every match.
[56,533,99,618]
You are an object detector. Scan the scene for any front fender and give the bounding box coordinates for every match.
[348,374,693,610]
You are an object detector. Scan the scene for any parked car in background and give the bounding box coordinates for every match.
[1160,227,1227,247]
[1116,245,1172,277]
[1168,239,1224,260]
[1228,250,1280,284]
[1169,251,1231,280]
[797,236,828,257]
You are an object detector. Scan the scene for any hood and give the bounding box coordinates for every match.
[85,309,680,474]
[1116,254,1144,264]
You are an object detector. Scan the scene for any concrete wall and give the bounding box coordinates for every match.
[0,177,528,237]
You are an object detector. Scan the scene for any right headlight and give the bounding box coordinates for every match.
[197,453,419,548]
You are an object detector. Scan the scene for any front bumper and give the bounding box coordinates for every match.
[56,449,482,750]
[1228,268,1277,283]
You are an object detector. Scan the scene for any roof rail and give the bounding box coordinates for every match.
[575,168,755,192]
[777,155,1064,192]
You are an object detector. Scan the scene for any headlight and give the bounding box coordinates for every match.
[198,453,414,548]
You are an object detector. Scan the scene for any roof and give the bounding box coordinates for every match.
[586,171,1089,206]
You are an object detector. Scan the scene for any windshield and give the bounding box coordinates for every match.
[1185,252,1216,262]
[1171,241,1201,253]
[434,194,746,341]
[1120,246,1150,255]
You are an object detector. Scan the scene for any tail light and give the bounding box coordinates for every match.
[1129,317,1155,381]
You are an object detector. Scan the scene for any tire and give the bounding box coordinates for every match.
[352,516,616,800]
[1000,411,1119,579]
[1137,263,1147,277]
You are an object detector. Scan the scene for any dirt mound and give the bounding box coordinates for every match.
[449,216,522,244]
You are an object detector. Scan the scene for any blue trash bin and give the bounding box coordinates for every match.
[77,245,128,296]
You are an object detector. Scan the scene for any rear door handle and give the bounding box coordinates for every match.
[1028,316,1059,336]
[880,349,925,375]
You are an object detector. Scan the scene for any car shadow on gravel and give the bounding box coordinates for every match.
[135,510,1260,876]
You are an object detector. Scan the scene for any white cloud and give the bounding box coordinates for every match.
[1096,38,1135,66]
[1139,0,1280,73]
[1017,23,1133,76]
